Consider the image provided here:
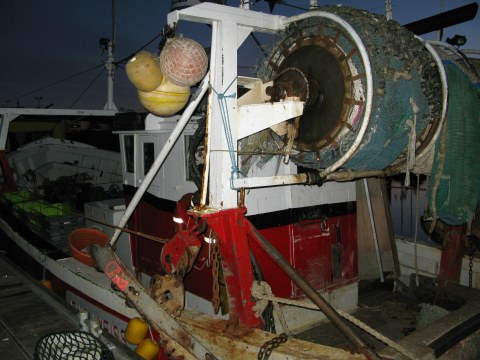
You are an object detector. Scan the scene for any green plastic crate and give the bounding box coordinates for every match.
[2,190,34,204]
[35,203,67,217]
[13,201,48,214]
[1,191,34,210]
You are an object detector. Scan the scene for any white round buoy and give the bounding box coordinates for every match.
[159,37,208,87]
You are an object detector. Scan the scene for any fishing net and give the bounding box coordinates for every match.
[34,331,114,360]
[251,6,442,172]
[427,61,480,225]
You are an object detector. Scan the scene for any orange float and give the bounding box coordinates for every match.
[124,317,149,345]
[135,338,160,360]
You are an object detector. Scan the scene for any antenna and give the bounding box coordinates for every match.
[104,0,117,111]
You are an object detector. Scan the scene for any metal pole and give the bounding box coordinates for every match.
[245,220,380,360]
[105,41,117,111]
[436,0,444,41]
[108,74,210,247]
[112,0,116,50]
[363,178,385,282]
[105,0,117,111]
[385,0,393,20]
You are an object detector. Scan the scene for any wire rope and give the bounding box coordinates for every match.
[2,64,104,105]
[70,68,106,108]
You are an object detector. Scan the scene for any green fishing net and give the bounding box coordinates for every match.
[427,61,480,225]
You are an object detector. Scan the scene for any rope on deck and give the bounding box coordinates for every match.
[251,281,419,360]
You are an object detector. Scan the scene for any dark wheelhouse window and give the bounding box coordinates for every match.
[143,142,154,175]
[124,135,134,173]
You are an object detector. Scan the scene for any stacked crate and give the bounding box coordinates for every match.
[1,191,84,253]
[1,190,34,213]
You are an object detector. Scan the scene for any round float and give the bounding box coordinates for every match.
[126,51,163,92]
[159,37,208,87]
[138,77,191,116]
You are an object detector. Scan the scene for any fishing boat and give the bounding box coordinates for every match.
[1,1,479,359]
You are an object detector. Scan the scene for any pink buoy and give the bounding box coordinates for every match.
[160,37,208,87]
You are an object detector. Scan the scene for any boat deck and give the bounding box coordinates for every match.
[0,254,138,360]
[297,278,480,359]
[1,210,479,359]
[297,279,419,352]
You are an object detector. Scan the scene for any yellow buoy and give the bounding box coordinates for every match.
[126,51,163,92]
[135,338,160,360]
[40,279,52,289]
[124,317,149,345]
[137,77,190,116]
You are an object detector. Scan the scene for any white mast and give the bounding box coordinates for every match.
[385,0,393,20]
[105,0,117,111]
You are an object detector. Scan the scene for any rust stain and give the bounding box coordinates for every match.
[172,328,194,353]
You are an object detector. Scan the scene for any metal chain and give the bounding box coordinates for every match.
[212,239,220,313]
[469,254,473,288]
[467,236,474,288]
[258,333,289,360]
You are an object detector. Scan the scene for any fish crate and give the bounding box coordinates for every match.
[0,190,34,213]
[29,203,81,228]
[18,202,84,252]
[11,200,48,222]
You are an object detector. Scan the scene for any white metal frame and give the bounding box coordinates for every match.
[169,3,303,208]
[169,3,375,202]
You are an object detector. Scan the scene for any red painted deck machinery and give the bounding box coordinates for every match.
[126,191,358,328]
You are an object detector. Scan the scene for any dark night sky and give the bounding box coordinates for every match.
[1,0,478,111]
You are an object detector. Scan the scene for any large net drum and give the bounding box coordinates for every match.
[252,6,444,174]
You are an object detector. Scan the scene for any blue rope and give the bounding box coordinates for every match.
[210,77,244,190]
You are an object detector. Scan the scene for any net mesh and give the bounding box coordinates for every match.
[34,331,114,360]
[427,61,480,225]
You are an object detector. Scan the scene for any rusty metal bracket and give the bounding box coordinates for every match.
[149,274,185,317]
[160,230,202,274]
[200,207,264,332]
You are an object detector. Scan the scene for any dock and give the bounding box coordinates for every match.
[0,253,138,359]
